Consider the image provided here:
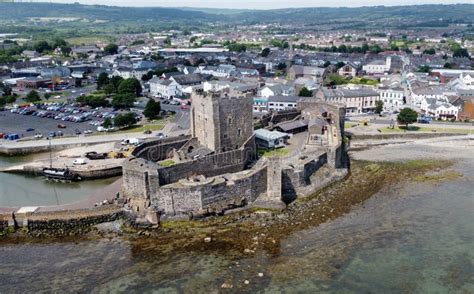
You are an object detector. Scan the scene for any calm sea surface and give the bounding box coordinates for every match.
[0,160,472,293]
[0,155,118,207]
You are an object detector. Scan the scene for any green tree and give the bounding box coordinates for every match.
[418,65,431,73]
[276,63,287,71]
[0,96,6,108]
[25,90,41,102]
[114,112,137,128]
[452,48,469,58]
[44,93,51,100]
[397,108,418,129]
[423,48,436,55]
[110,76,124,91]
[104,43,119,55]
[97,72,110,90]
[298,87,312,97]
[261,47,270,57]
[103,117,112,129]
[143,99,161,120]
[103,83,116,95]
[323,61,331,68]
[77,95,109,107]
[375,100,384,115]
[117,78,142,96]
[33,41,51,53]
[111,93,136,109]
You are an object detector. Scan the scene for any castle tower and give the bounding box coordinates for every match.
[190,90,253,153]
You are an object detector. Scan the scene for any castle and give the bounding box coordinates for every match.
[121,89,348,222]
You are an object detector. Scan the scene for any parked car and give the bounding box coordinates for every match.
[73,158,86,165]
[57,124,66,129]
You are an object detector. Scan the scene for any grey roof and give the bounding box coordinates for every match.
[275,119,309,132]
[321,87,379,99]
[171,73,204,85]
[254,129,289,141]
[268,95,299,103]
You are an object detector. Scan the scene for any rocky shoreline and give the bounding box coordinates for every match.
[0,157,456,259]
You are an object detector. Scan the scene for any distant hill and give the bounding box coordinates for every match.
[0,2,472,32]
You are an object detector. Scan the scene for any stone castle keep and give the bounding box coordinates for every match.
[122,89,348,221]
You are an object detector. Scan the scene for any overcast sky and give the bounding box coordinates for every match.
[48,1,470,9]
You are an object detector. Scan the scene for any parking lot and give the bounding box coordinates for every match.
[0,102,137,138]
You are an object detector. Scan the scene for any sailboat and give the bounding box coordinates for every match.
[42,138,82,182]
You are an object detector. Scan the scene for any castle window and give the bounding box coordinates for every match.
[228,117,232,124]
[238,129,241,136]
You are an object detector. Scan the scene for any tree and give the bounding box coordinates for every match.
[104,43,118,55]
[25,90,41,102]
[103,83,116,95]
[103,117,112,129]
[261,47,270,57]
[77,95,109,107]
[117,78,142,96]
[97,72,110,90]
[418,65,431,73]
[453,48,469,58]
[397,108,418,129]
[423,48,436,55]
[111,93,136,109]
[141,71,154,82]
[143,99,161,120]
[33,41,51,53]
[276,63,287,71]
[375,100,384,115]
[444,62,453,69]
[110,76,124,91]
[114,112,137,128]
[323,61,331,68]
[298,87,312,97]
[44,93,51,100]
[336,61,345,69]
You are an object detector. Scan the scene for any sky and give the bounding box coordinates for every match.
[48,0,470,9]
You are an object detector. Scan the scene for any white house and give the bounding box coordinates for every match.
[420,98,459,119]
[363,57,391,75]
[267,95,299,112]
[149,78,182,99]
[259,84,295,98]
[377,85,405,111]
[112,67,148,80]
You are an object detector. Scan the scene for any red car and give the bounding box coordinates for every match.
[57,124,67,129]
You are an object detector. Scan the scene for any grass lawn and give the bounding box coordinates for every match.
[66,36,114,45]
[378,125,474,134]
[258,148,290,158]
[159,159,175,167]
[115,124,164,134]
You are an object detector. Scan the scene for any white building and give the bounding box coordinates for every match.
[363,57,391,75]
[112,67,148,80]
[259,84,295,98]
[420,98,459,119]
[149,78,182,99]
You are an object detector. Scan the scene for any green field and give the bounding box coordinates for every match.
[66,36,114,45]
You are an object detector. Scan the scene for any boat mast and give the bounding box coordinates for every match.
[48,137,52,168]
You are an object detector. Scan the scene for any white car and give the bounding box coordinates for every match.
[73,158,86,165]
[84,130,92,134]
[34,134,43,139]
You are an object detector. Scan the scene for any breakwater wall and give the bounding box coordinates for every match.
[0,206,124,236]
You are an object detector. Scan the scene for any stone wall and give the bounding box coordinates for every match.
[132,136,191,162]
[155,166,267,216]
[0,206,124,235]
